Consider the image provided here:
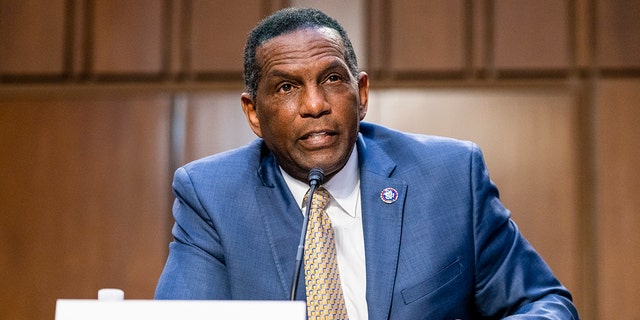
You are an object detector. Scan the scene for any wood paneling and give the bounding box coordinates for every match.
[92,0,165,75]
[596,0,640,69]
[2,0,640,81]
[575,0,592,69]
[189,0,267,75]
[181,92,256,163]
[388,0,466,73]
[0,0,67,76]
[493,0,570,71]
[0,93,172,319]
[472,0,489,73]
[595,80,640,319]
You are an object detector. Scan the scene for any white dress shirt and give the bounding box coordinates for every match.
[281,146,368,320]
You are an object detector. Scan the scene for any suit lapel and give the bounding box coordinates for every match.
[358,135,406,319]
[255,154,303,299]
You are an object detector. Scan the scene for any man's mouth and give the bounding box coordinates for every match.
[302,131,332,140]
[299,131,337,148]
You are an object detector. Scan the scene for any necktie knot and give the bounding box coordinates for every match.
[309,187,330,211]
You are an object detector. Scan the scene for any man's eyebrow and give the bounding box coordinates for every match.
[267,69,294,79]
[265,59,349,80]
[324,60,349,72]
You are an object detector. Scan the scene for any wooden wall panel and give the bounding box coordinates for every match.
[389,0,466,73]
[181,92,256,163]
[0,0,66,76]
[0,94,172,319]
[596,0,640,69]
[190,0,267,75]
[367,87,583,310]
[493,0,570,71]
[472,0,489,73]
[367,0,386,75]
[595,80,640,319]
[92,0,164,75]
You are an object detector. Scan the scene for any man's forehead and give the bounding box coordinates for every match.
[255,27,346,71]
[257,26,343,56]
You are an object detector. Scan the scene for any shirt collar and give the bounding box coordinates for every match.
[281,146,360,218]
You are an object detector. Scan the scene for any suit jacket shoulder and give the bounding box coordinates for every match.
[358,122,479,180]
[178,138,268,187]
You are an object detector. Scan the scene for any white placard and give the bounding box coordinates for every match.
[55,299,306,320]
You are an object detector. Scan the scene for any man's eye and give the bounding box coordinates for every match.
[278,83,293,92]
[327,74,342,82]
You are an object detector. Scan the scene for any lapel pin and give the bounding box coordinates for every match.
[380,187,398,204]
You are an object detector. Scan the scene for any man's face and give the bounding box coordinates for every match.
[242,27,369,182]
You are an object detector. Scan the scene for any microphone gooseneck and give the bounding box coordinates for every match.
[290,168,324,300]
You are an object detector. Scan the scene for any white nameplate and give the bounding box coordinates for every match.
[55,299,306,320]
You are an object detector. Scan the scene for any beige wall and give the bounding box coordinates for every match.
[1,1,639,319]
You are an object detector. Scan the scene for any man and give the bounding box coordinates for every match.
[155,7,579,319]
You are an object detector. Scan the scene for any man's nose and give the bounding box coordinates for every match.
[300,85,330,118]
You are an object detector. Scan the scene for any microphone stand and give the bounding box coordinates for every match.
[290,169,324,300]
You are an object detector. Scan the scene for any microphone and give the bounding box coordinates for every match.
[307,168,324,188]
[290,168,324,300]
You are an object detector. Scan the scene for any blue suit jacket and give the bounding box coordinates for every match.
[155,122,578,319]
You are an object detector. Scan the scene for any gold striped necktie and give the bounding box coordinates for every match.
[304,187,349,319]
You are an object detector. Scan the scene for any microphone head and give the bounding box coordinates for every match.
[307,168,324,186]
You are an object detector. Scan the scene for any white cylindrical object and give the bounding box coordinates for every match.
[98,288,125,301]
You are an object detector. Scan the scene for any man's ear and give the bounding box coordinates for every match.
[357,72,369,120]
[241,93,263,137]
